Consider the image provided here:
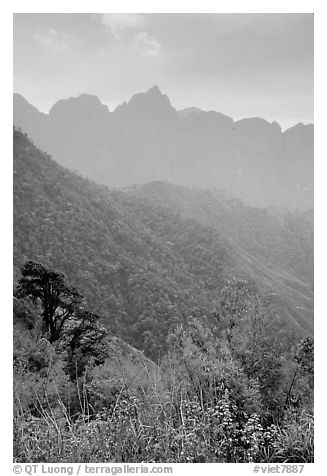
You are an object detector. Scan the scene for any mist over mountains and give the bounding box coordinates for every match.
[13,86,313,210]
[13,125,314,461]
[14,128,313,348]
[13,12,314,463]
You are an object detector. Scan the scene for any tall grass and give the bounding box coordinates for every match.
[13,362,314,463]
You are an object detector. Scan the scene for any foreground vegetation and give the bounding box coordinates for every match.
[13,129,313,462]
[14,261,313,463]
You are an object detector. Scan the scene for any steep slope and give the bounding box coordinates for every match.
[13,128,241,358]
[130,182,314,333]
[14,129,313,342]
[13,87,313,210]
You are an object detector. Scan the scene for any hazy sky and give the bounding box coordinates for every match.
[13,13,314,129]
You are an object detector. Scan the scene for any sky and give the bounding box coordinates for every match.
[13,13,314,129]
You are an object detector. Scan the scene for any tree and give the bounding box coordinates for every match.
[16,260,83,343]
[61,308,108,378]
[284,337,314,408]
[213,278,258,340]
[213,278,289,420]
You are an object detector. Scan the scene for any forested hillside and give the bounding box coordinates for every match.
[13,128,314,463]
[14,128,238,357]
[14,128,313,357]
[133,182,313,287]
[131,182,314,332]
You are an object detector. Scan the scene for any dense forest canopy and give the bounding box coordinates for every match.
[13,128,314,463]
[13,128,313,352]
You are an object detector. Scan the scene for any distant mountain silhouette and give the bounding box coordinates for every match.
[114,85,176,120]
[13,86,313,209]
[178,107,203,118]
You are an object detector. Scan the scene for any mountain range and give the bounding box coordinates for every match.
[13,86,313,210]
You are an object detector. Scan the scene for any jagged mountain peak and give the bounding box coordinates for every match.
[49,93,110,119]
[14,92,32,105]
[235,117,282,134]
[147,84,162,95]
[13,93,43,116]
[178,107,203,118]
[283,122,314,137]
[12,89,313,209]
[114,85,177,118]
